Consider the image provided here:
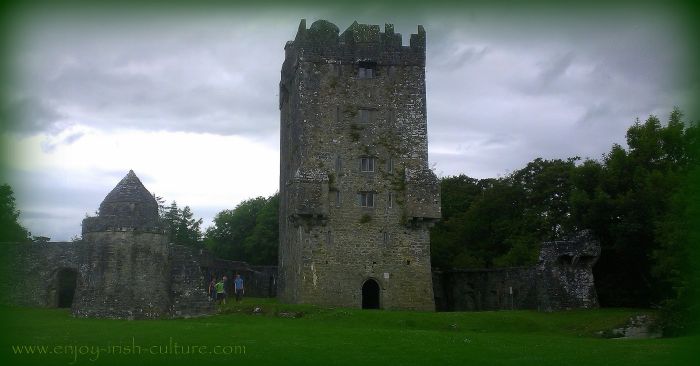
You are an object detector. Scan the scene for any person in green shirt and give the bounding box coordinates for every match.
[215,278,226,304]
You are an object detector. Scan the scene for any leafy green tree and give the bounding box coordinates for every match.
[649,109,699,335]
[162,201,204,248]
[0,184,31,242]
[153,194,167,219]
[204,194,278,265]
[430,175,484,268]
[508,157,578,240]
[431,159,576,269]
[571,109,696,307]
[242,194,279,265]
[174,206,203,248]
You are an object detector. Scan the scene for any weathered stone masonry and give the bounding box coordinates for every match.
[0,171,276,319]
[1,171,214,319]
[278,20,441,310]
[0,20,602,315]
[433,230,601,311]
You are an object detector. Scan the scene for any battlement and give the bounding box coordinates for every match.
[285,19,426,66]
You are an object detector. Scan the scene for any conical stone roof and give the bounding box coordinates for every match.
[82,170,162,235]
[99,170,158,218]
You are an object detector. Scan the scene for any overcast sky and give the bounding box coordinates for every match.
[1,4,694,241]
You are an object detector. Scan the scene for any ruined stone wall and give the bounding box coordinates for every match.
[1,241,85,308]
[248,265,278,298]
[168,244,215,317]
[536,230,600,311]
[1,237,214,319]
[434,231,601,312]
[433,268,539,311]
[72,233,173,319]
[279,20,439,310]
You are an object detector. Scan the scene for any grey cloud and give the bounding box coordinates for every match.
[40,131,85,153]
[21,210,68,220]
[7,6,695,237]
[537,51,575,88]
[433,45,489,70]
[15,17,287,138]
[2,96,64,134]
[577,102,613,127]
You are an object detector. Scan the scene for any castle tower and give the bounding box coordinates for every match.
[278,20,440,310]
[74,170,173,318]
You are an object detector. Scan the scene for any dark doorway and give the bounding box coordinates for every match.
[362,279,380,309]
[57,269,77,308]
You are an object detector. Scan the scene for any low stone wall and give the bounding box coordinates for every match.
[1,239,214,319]
[1,231,598,315]
[248,266,278,298]
[433,267,538,311]
[1,241,85,308]
[434,231,601,312]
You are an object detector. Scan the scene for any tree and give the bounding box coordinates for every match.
[570,109,696,308]
[431,159,576,269]
[161,201,204,248]
[649,109,699,335]
[242,194,279,265]
[430,108,696,320]
[174,206,203,248]
[204,194,279,265]
[153,194,167,219]
[0,184,31,242]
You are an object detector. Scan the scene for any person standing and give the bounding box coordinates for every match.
[208,277,216,300]
[234,273,245,302]
[215,277,226,304]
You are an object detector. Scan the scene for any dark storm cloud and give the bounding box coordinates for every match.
[8,4,694,240]
[11,5,692,177]
[423,7,691,178]
[2,95,64,134]
[14,14,290,138]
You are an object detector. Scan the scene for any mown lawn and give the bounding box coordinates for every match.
[0,298,695,366]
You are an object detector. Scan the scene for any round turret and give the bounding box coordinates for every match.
[82,170,163,235]
[98,170,159,221]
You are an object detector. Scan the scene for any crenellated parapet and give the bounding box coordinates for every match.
[284,19,426,68]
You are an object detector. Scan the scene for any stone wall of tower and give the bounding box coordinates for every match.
[278,20,440,310]
[0,170,215,319]
[0,238,215,319]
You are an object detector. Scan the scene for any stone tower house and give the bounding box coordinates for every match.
[278,20,441,310]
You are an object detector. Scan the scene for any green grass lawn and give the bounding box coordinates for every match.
[0,298,695,366]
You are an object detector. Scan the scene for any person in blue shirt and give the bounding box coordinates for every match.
[234,273,245,302]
